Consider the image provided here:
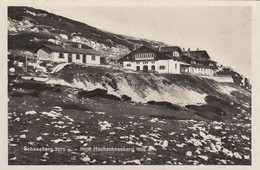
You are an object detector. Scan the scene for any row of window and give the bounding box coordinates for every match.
[136,65,156,71]
[126,63,166,70]
[191,68,211,72]
[59,53,96,60]
[136,61,155,64]
[126,63,178,70]
[191,60,207,66]
[135,53,155,59]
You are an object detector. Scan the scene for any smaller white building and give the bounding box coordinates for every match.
[37,44,101,65]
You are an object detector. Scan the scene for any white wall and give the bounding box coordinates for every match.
[86,55,100,65]
[155,60,170,73]
[52,52,68,63]
[123,59,181,74]
[168,60,180,74]
[72,54,82,64]
[37,49,101,65]
[189,67,214,76]
[201,75,233,83]
[37,49,52,61]
[123,61,136,70]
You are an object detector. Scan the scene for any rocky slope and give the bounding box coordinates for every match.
[7,6,252,165]
[8,6,168,59]
[8,62,251,165]
[8,6,251,90]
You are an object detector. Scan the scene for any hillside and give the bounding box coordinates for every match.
[8,6,251,90]
[8,61,251,165]
[8,6,168,59]
[7,6,251,165]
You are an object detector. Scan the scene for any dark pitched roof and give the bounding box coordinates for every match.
[39,44,100,55]
[189,50,210,59]
[208,59,217,63]
[181,54,209,62]
[119,45,181,61]
[159,46,182,53]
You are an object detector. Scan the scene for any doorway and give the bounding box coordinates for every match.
[83,55,86,64]
[68,54,72,63]
[143,65,148,72]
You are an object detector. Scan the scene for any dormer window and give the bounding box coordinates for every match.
[172,51,180,57]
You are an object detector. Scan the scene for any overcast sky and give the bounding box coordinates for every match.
[36,5,251,79]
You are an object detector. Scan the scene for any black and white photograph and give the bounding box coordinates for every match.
[3,0,258,167]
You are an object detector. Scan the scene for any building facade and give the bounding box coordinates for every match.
[119,46,181,74]
[120,45,217,76]
[37,44,101,65]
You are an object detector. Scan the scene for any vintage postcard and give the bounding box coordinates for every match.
[1,0,260,169]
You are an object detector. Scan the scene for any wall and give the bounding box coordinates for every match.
[168,60,180,74]
[123,59,181,74]
[155,60,170,73]
[37,49,52,61]
[52,52,68,63]
[86,55,100,65]
[200,75,234,83]
[37,49,100,65]
[189,67,214,76]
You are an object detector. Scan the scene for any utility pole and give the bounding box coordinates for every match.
[25,55,27,72]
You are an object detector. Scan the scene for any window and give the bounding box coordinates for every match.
[151,61,155,64]
[143,61,148,64]
[126,64,131,67]
[59,53,64,58]
[76,54,80,60]
[136,66,140,71]
[173,51,179,57]
[159,65,165,70]
[92,55,96,61]
[151,65,155,70]
[175,63,177,69]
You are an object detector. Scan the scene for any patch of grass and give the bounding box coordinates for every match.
[149,115,177,120]
[60,103,90,111]
[147,101,181,111]
[186,104,226,116]
[10,80,62,93]
[9,89,41,97]
[78,89,121,101]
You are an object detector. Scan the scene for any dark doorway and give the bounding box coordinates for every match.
[143,65,148,72]
[68,54,72,62]
[151,65,155,71]
[83,55,86,64]
[136,66,140,71]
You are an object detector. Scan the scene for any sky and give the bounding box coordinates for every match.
[35,5,251,79]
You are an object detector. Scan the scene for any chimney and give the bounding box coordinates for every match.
[78,44,82,48]
[187,48,190,55]
[197,48,199,51]
[134,44,137,51]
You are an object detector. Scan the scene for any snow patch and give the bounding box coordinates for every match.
[51,63,68,73]
[123,159,141,165]
[98,121,112,131]
[25,110,37,115]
